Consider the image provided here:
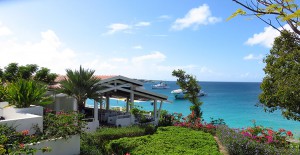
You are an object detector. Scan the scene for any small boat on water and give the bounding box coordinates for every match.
[152,82,170,89]
[171,89,206,99]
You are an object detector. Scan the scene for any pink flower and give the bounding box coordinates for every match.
[267,129,274,136]
[279,128,285,132]
[19,143,24,148]
[266,135,273,143]
[45,108,53,113]
[21,130,29,136]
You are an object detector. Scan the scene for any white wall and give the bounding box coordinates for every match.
[1,106,43,135]
[14,105,43,116]
[29,135,80,155]
[0,102,8,117]
[116,117,131,127]
[45,94,77,112]
[84,120,99,132]
[0,114,43,135]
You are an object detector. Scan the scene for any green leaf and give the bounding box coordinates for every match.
[266,4,280,13]
[227,9,246,21]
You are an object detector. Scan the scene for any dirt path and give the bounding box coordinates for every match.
[214,136,229,155]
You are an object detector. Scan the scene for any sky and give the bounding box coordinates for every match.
[0,0,286,82]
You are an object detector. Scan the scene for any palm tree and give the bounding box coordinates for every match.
[58,66,102,113]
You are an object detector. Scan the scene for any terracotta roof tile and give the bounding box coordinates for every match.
[54,75,116,82]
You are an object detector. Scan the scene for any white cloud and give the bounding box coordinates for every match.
[243,54,264,60]
[200,66,213,73]
[135,22,150,27]
[149,34,168,37]
[245,24,291,48]
[41,30,61,48]
[109,58,129,63]
[245,26,279,48]
[105,23,131,35]
[132,51,166,64]
[133,45,143,50]
[104,21,151,35]
[171,4,221,30]
[0,29,77,74]
[0,25,226,81]
[240,72,250,78]
[158,15,171,20]
[0,22,13,36]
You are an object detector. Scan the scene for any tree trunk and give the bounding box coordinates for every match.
[77,100,86,114]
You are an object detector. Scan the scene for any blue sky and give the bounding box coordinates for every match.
[0,0,284,82]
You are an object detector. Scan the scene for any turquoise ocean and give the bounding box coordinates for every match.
[87,81,300,137]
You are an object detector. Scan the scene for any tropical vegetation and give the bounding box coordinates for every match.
[172,69,203,119]
[217,125,300,155]
[230,0,300,37]
[0,63,57,84]
[58,66,102,112]
[259,31,300,121]
[1,79,52,108]
[0,110,85,154]
[230,1,300,122]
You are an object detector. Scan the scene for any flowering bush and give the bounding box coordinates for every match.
[217,125,300,155]
[240,124,294,147]
[43,110,86,139]
[0,124,49,155]
[158,111,183,126]
[173,111,217,135]
[0,110,85,154]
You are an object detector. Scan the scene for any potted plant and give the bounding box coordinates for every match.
[3,79,52,115]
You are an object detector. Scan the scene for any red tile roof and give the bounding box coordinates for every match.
[54,75,116,82]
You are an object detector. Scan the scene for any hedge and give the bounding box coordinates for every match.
[216,125,300,155]
[107,126,221,155]
[80,125,153,155]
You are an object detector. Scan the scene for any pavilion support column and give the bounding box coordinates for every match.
[94,100,98,122]
[72,98,77,111]
[55,97,61,112]
[156,101,163,125]
[130,91,134,110]
[153,100,157,123]
[126,97,130,113]
[106,94,110,110]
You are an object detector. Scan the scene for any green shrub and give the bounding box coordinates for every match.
[143,124,157,135]
[0,83,4,102]
[107,126,221,155]
[43,111,86,139]
[3,79,52,108]
[158,110,173,126]
[216,125,300,155]
[0,124,46,154]
[80,126,146,155]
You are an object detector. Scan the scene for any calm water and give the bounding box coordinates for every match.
[87,81,300,137]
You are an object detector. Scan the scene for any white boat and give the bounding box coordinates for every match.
[152,82,170,89]
[171,89,206,99]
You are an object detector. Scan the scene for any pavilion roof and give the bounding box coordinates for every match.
[50,75,168,101]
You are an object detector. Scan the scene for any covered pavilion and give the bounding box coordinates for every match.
[92,75,168,126]
[51,75,168,129]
